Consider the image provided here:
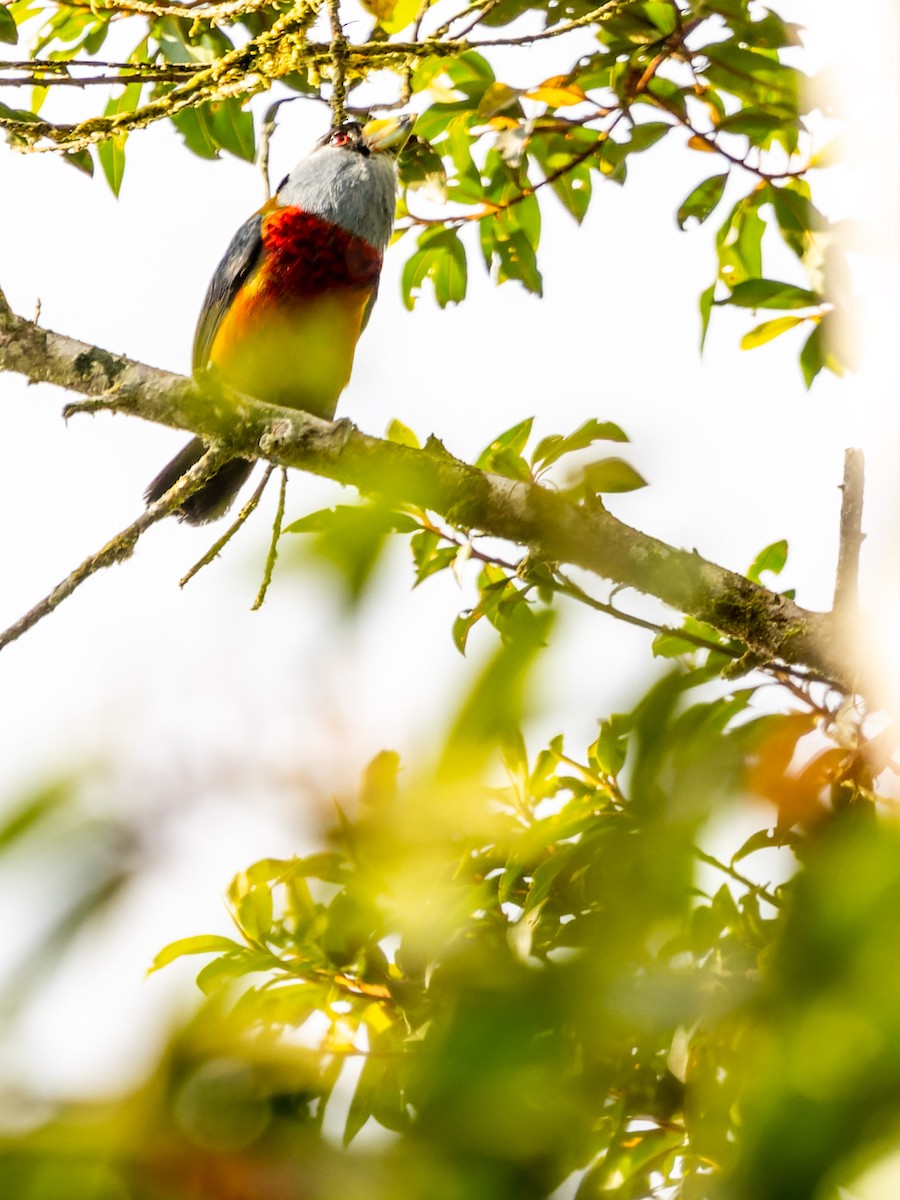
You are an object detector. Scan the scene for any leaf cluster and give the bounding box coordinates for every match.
[0,648,876,1200]
[0,0,848,379]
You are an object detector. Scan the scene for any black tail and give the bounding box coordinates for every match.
[144,437,255,526]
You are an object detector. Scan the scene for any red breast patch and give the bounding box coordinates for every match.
[259,208,383,300]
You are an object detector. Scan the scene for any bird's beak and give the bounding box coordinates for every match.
[363,114,415,155]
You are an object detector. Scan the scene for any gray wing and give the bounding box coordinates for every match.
[360,279,380,333]
[192,211,265,372]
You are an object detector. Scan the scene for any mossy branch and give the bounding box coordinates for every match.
[0,295,858,690]
[0,0,626,153]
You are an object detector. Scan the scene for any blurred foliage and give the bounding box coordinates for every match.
[0,3,884,1195]
[0,606,897,1199]
[0,0,848,382]
[0,774,138,1015]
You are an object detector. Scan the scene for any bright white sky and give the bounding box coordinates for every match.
[0,0,898,1136]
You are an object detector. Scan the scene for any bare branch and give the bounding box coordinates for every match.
[180,465,276,588]
[252,467,288,610]
[0,446,230,652]
[833,448,865,617]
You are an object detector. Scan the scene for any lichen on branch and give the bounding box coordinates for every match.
[0,294,853,689]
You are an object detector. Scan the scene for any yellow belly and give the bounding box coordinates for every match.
[209,285,372,417]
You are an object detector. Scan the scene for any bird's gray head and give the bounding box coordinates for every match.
[277,116,415,251]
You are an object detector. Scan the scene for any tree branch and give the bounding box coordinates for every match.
[833,447,865,618]
[0,300,856,687]
[327,0,349,127]
[0,1,625,154]
[0,445,230,652]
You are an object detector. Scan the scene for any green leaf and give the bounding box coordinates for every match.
[344,1052,406,1144]
[641,0,677,34]
[233,881,274,942]
[399,136,448,200]
[725,279,820,310]
[494,226,543,295]
[0,780,71,853]
[747,540,788,584]
[715,192,767,289]
[148,934,245,974]
[402,227,467,309]
[677,173,728,230]
[97,81,142,195]
[374,0,421,34]
[531,418,628,471]
[580,457,647,494]
[548,163,592,224]
[171,104,219,159]
[285,503,418,602]
[207,97,255,162]
[644,75,687,119]
[62,147,94,176]
[768,180,825,264]
[523,847,576,914]
[652,631,702,659]
[477,81,523,119]
[452,608,478,654]
[589,716,629,776]
[740,315,806,349]
[195,949,272,995]
[699,282,716,350]
[731,826,801,864]
[0,100,40,134]
[477,417,534,469]
[717,108,786,142]
[386,418,420,448]
[443,50,495,97]
[411,530,458,585]
[625,120,670,152]
[97,135,126,196]
[799,321,825,387]
[702,43,800,119]
[0,5,18,43]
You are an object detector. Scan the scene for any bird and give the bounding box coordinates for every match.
[145,114,415,525]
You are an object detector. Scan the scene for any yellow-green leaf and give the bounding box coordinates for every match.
[526,76,587,108]
[740,315,805,350]
[478,82,522,119]
[148,934,244,974]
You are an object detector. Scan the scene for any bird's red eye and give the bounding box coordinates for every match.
[332,131,351,147]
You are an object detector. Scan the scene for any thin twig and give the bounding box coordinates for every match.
[61,0,277,20]
[0,58,203,73]
[0,447,229,653]
[551,568,741,659]
[180,465,275,588]
[449,0,500,40]
[0,0,323,155]
[468,0,622,47]
[327,0,348,127]
[694,848,783,910]
[258,97,303,200]
[412,0,433,40]
[551,568,845,693]
[403,124,614,228]
[0,69,200,88]
[833,447,865,617]
[252,468,288,610]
